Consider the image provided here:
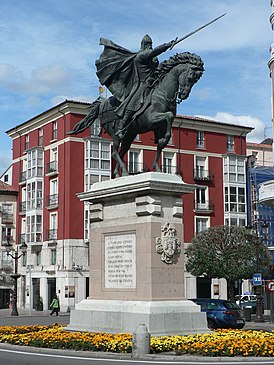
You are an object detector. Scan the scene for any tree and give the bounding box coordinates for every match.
[185,225,272,301]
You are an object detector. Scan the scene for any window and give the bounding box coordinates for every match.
[38,128,43,147]
[128,150,140,173]
[196,131,205,148]
[1,204,13,223]
[195,217,209,234]
[26,214,42,243]
[195,187,207,209]
[51,249,57,265]
[53,121,57,140]
[27,181,43,210]
[84,139,111,190]
[25,134,29,150]
[27,149,43,178]
[49,212,58,240]
[195,156,207,179]
[84,205,89,241]
[226,135,234,152]
[36,251,41,266]
[224,186,246,213]
[22,252,27,267]
[224,156,245,183]
[4,174,8,182]
[91,118,100,136]
[162,152,175,174]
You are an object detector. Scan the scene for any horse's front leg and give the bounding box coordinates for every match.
[152,143,164,172]
[112,138,128,178]
[163,111,174,144]
[151,111,174,172]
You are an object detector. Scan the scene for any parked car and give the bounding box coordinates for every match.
[190,298,245,329]
[235,294,259,314]
[239,300,257,314]
[235,294,257,305]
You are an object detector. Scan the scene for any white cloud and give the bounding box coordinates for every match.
[0,151,12,176]
[196,112,270,143]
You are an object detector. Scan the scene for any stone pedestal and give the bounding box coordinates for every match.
[67,172,208,335]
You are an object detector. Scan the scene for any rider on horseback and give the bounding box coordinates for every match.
[95,35,177,140]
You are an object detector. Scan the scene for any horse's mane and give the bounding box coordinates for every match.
[155,52,204,80]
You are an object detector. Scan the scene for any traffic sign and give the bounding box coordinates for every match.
[253,273,262,286]
[266,280,274,292]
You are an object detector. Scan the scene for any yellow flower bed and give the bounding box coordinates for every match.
[0,325,274,356]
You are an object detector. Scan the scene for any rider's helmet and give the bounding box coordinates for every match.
[140,34,153,51]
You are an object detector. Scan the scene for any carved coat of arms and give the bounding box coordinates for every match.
[156,222,181,264]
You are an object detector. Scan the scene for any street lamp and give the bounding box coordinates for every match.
[245,220,269,323]
[3,236,28,316]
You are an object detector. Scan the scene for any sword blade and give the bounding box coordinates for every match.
[170,13,226,49]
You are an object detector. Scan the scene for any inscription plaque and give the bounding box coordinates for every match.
[105,234,136,289]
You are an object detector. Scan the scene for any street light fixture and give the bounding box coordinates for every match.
[3,236,28,316]
[245,220,269,323]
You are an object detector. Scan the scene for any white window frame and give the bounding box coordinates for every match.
[196,131,205,149]
[162,151,176,174]
[195,216,210,234]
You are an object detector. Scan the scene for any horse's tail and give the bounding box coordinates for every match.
[67,97,102,135]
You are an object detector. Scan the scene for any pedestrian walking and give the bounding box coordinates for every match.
[50,294,60,316]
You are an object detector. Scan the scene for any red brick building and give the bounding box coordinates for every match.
[6,100,252,310]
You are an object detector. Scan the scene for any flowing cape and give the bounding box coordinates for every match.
[95,38,140,104]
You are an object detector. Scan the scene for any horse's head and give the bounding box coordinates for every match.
[177,54,204,102]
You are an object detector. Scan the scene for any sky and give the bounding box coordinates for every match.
[0,0,273,175]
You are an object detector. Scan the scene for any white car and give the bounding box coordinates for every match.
[235,294,256,305]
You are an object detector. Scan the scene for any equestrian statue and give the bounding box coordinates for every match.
[68,15,225,177]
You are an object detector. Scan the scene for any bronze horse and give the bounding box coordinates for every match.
[69,52,204,177]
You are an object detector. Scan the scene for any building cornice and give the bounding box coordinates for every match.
[174,115,253,136]
[6,100,91,139]
[6,100,253,139]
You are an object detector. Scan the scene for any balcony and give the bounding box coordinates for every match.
[19,171,27,184]
[46,194,58,209]
[46,160,58,175]
[19,201,26,214]
[127,162,149,175]
[258,180,274,206]
[46,229,58,241]
[1,213,14,224]
[194,200,214,213]
[193,169,213,182]
[1,235,15,246]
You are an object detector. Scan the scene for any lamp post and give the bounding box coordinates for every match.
[4,236,28,316]
[246,220,269,323]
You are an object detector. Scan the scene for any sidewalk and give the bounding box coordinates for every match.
[0,308,69,317]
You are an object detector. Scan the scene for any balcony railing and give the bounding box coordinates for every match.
[1,235,15,245]
[46,194,58,208]
[1,213,14,224]
[193,169,213,181]
[19,171,27,183]
[46,229,58,241]
[19,201,26,214]
[46,161,58,175]
[127,162,149,175]
[194,200,214,213]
